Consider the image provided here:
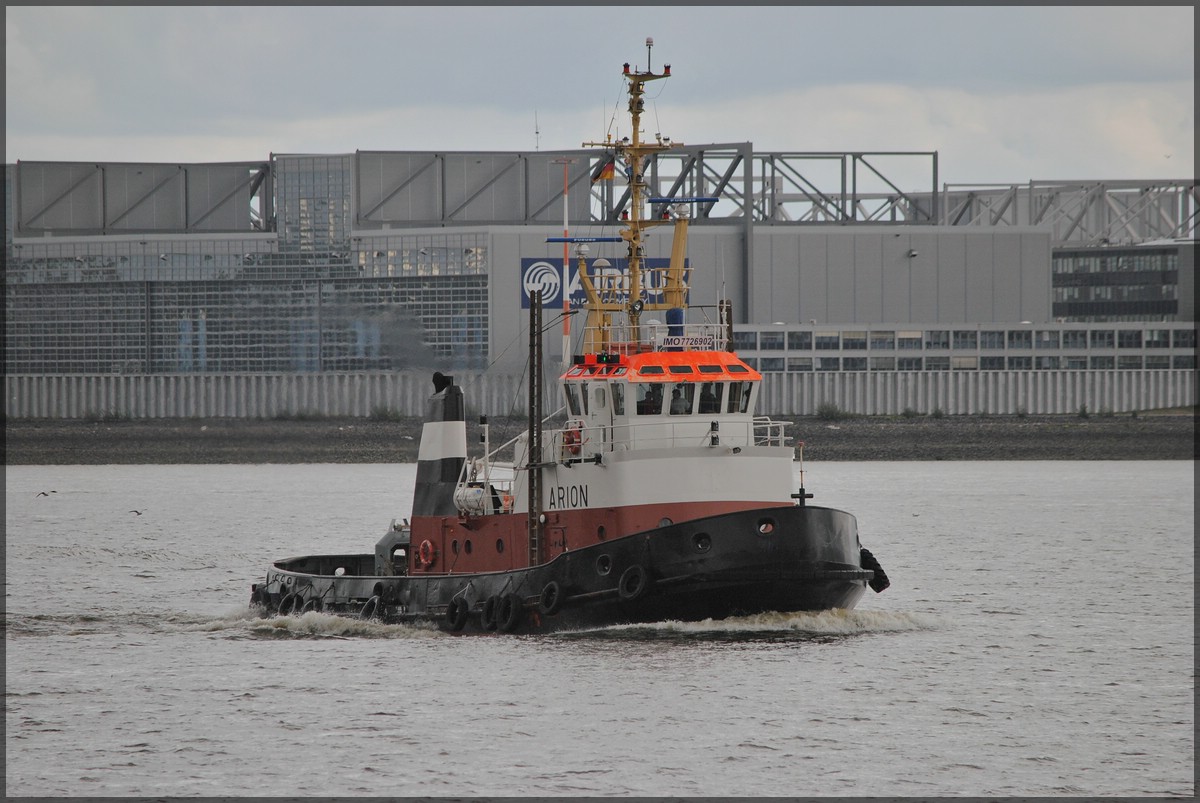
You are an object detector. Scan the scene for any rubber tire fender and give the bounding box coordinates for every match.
[498,592,523,632]
[446,597,470,631]
[277,592,299,616]
[618,564,649,601]
[481,595,500,631]
[538,581,563,616]
[359,595,381,620]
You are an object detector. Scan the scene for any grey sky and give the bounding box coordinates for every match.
[5,5,1194,184]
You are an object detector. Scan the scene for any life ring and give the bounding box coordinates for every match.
[538,581,563,616]
[563,428,582,455]
[277,592,299,616]
[445,597,469,631]
[618,564,649,601]
[498,593,523,632]
[359,595,381,620]
[481,595,500,631]
[417,539,436,568]
[300,597,323,614]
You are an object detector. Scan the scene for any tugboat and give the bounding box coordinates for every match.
[250,46,889,634]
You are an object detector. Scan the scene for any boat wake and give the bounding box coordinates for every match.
[6,607,935,642]
[552,608,940,642]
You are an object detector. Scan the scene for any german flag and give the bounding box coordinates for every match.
[591,156,616,183]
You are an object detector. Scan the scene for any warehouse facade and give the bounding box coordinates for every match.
[4,151,1196,417]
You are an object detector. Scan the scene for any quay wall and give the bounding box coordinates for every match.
[5,370,1196,420]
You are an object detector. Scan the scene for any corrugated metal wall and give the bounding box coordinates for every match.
[5,370,1195,419]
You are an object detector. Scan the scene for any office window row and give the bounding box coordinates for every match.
[744,354,1196,372]
[736,327,1197,352]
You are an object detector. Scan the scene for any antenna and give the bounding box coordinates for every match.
[534,109,540,151]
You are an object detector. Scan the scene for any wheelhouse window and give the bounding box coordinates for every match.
[726,381,751,413]
[698,382,722,413]
[636,383,663,415]
[611,382,625,415]
[668,383,695,415]
[564,384,581,416]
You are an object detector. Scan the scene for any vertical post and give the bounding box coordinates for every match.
[527,289,544,566]
[553,157,576,370]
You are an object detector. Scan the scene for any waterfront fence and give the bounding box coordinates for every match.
[5,370,1196,420]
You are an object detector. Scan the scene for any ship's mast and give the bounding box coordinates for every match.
[583,37,677,346]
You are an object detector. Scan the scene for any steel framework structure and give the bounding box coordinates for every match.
[941,180,1198,246]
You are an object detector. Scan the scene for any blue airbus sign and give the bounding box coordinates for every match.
[520,257,684,308]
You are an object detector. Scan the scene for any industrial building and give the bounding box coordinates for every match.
[4,148,1196,418]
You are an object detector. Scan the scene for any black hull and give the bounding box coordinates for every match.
[253,505,879,635]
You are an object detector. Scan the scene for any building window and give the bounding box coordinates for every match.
[1007,330,1032,349]
[951,356,978,370]
[1173,354,1196,369]
[925,356,950,370]
[759,357,785,372]
[1062,330,1088,349]
[980,356,1005,369]
[787,331,812,350]
[1090,330,1114,348]
[952,330,977,350]
[1090,356,1115,369]
[741,356,758,369]
[841,331,867,350]
[759,332,785,351]
[1117,330,1142,349]
[1035,330,1060,349]
[869,331,895,350]
[897,357,923,371]
[1117,355,1143,369]
[1144,329,1170,348]
[732,331,758,351]
[787,356,813,372]
[843,357,867,371]
[815,332,840,350]
[816,357,841,371]
[1035,356,1060,369]
[870,356,895,370]
[1007,356,1032,369]
[980,330,1005,349]
[1172,329,1196,349]
[1144,355,1170,369]
[897,331,923,350]
[1064,356,1088,369]
[924,330,950,349]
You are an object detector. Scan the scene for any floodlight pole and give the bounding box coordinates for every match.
[553,158,576,372]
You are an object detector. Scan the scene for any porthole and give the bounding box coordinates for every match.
[496,538,505,554]
[757,518,776,535]
[464,539,473,555]
[659,517,673,528]
[693,532,712,552]
[597,525,607,540]
[596,554,612,576]
[451,539,460,554]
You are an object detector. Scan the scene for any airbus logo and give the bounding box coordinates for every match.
[522,261,561,302]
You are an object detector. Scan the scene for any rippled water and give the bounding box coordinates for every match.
[5,461,1194,796]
